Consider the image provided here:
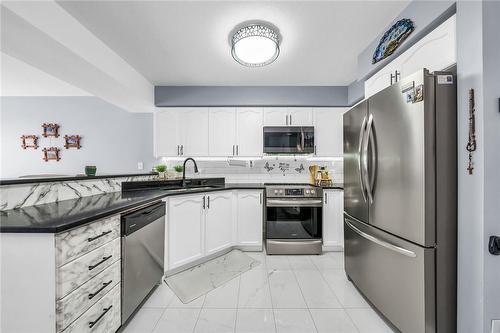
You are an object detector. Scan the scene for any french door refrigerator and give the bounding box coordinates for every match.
[343,69,457,333]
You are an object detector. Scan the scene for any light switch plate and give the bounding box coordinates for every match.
[492,320,500,333]
[137,162,143,170]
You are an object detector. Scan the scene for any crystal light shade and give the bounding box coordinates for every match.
[231,24,280,67]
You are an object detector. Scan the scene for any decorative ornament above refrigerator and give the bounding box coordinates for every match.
[372,18,415,64]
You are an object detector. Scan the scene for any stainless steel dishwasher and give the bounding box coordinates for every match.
[121,201,165,325]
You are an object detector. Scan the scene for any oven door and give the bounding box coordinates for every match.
[263,126,314,154]
[266,199,322,239]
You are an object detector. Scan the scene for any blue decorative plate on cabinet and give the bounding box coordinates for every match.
[372,18,415,64]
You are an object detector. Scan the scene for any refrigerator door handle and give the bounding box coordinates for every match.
[345,218,417,258]
[363,114,374,204]
[358,115,368,202]
[367,114,377,202]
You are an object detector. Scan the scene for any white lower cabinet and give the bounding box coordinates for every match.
[322,189,344,250]
[166,189,263,271]
[236,190,263,247]
[167,194,205,269]
[205,191,233,255]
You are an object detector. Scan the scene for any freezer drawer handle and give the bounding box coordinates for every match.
[345,220,417,258]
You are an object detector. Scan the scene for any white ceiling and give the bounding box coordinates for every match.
[58,1,409,86]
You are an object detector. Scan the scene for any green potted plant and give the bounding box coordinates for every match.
[173,165,183,179]
[155,164,167,179]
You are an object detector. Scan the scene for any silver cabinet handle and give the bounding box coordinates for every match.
[202,196,206,209]
[363,114,374,204]
[314,145,317,156]
[259,193,262,204]
[345,217,416,258]
[207,196,210,209]
[232,145,235,156]
[181,145,184,156]
[286,114,289,125]
[236,145,239,156]
[395,70,400,82]
[290,114,292,125]
[358,115,368,202]
[324,192,328,204]
[177,145,180,156]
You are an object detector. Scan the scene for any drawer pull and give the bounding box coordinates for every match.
[88,255,112,271]
[88,230,112,243]
[88,280,113,300]
[88,305,112,329]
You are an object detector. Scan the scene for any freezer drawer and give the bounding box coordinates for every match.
[344,214,435,333]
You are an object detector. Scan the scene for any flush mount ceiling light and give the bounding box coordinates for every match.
[231,23,280,67]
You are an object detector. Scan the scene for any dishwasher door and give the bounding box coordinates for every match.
[122,201,165,324]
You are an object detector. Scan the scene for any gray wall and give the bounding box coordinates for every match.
[357,1,455,81]
[347,80,365,106]
[155,86,348,107]
[481,1,500,330]
[0,96,154,178]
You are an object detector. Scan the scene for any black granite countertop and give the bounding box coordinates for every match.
[0,183,265,233]
[0,172,158,186]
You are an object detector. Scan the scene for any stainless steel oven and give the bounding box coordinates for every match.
[263,126,314,154]
[265,184,323,254]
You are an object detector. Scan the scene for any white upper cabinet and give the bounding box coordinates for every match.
[154,109,180,157]
[236,107,263,156]
[263,107,288,126]
[209,108,236,156]
[204,191,233,255]
[365,15,456,99]
[399,15,456,78]
[322,189,344,250]
[263,107,312,126]
[313,108,347,157]
[168,194,205,269]
[288,107,313,126]
[180,108,209,156]
[236,190,263,247]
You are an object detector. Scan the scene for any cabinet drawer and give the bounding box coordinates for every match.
[62,284,121,333]
[57,260,121,332]
[56,215,120,267]
[57,238,121,298]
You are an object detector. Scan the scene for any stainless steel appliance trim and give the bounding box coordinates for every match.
[345,217,417,258]
[358,115,368,202]
[363,114,374,203]
[266,198,323,207]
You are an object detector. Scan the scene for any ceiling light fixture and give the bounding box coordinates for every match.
[231,23,280,67]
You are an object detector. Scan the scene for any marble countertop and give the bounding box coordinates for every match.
[0,172,158,186]
[0,183,265,233]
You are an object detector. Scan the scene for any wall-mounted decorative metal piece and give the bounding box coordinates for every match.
[42,147,61,162]
[20,135,38,149]
[64,135,81,149]
[372,18,415,64]
[466,89,477,175]
[42,123,60,138]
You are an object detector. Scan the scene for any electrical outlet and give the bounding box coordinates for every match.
[492,320,500,333]
[137,162,143,170]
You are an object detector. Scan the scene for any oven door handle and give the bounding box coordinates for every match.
[266,199,323,207]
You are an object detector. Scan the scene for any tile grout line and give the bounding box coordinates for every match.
[234,274,242,333]
[290,266,320,333]
[265,255,280,333]
[149,306,168,333]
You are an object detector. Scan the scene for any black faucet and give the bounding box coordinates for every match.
[182,158,199,187]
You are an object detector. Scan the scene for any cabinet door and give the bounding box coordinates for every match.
[205,191,233,255]
[323,189,344,250]
[179,108,209,156]
[168,194,205,269]
[364,59,400,98]
[236,108,263,156]
[263,107,288,126]
[399,15,456,78]
[288,108,313,126]
[313,108,347,157]
[236,190,263,247]
[209,108,236,156]
[154,109,180,157]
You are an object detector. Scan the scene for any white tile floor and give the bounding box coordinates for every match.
[123,252,396,333]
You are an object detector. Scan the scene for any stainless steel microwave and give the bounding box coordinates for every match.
[263,126,315,154]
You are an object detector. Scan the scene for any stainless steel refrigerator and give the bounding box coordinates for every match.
[343,69,457,333]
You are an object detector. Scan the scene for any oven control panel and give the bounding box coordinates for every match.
[266,185,322,198]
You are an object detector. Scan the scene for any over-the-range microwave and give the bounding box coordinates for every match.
[263,126,315,154]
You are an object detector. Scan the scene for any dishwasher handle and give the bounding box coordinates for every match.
[121,201,165,236]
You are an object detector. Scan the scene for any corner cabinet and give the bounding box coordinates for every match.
[165,189,263,272]
[236,190,264,248]
[365,15,456,98]
[322,189,344,251]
